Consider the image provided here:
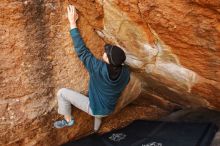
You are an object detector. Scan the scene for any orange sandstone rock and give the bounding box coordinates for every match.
[0,0,219,145]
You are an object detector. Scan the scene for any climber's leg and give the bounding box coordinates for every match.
[94,117,102,132]
[87,104,107,132]
[56,88,92,115]
[54,88,77,128]
[54,88,92,128]
[55,88,106,130]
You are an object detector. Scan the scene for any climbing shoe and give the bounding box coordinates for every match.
[54,118,74,129]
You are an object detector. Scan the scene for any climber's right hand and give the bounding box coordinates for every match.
[67,5,79,29]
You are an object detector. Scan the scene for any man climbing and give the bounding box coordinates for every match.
[54,5,130,131]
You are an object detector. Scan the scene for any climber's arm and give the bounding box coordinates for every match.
[70,28,102,73]
[67,5,102,74]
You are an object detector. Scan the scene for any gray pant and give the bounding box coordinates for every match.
[57,88,107,131]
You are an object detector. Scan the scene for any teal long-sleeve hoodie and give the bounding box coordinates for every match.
[70,28,130,115]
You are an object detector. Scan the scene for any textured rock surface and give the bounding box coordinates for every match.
[0,0,219,145]
[96,0,220,110]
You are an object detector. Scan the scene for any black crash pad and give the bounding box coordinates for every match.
[63,120,218,146]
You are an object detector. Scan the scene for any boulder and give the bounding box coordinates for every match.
[0,0,219,145]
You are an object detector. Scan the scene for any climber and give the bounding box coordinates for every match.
[53,5,130,131]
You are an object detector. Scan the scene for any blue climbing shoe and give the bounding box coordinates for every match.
[54,118,74,129]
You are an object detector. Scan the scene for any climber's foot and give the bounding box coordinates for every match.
[54,118,74,129]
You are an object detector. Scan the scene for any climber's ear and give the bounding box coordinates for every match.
[103,52,110,64]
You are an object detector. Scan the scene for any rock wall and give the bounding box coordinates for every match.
[0,0,219,145]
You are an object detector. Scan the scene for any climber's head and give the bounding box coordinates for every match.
[103,44,126,66]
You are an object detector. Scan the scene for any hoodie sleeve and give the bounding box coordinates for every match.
[70,28,102,74]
